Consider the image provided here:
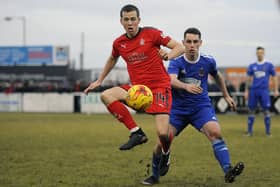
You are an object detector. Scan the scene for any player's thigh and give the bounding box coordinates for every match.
[190,106,217,131]
[248,90,257,110]
[145,87,171,114]
[101,86,127,105]
[169,112,189,136]
[260,91,271,110]
[201,121,222,141]
[154,114,169,136]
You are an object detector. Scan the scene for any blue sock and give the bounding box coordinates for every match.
[212,139,231,173]
[152,153,161,179]
[248,115,255,134]
[264,115,271,135]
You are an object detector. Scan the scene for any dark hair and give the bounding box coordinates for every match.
[120,4,140,17]
[256,46,265,51]
[184,27,201,39]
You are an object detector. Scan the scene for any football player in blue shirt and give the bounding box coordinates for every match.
[244,47,279,136]
[142,28,244,185]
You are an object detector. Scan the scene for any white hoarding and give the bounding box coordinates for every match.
[0,93,22,112]
[23,93,73,112]
[81,93,135,114]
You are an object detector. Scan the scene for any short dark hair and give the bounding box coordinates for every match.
[120,4,140,17]
[256,46,265,51]
[184,27,201,39]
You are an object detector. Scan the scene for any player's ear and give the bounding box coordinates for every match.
[120,18,125,26]
[200,40,203,46]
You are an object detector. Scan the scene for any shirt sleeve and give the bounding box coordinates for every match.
[269,63,276,76]
[111,40,120,58]
[152,28,171,47]
[168,59,180,75]
[247,64,253,76]
[209,58,218,77]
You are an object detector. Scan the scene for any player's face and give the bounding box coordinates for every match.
[120,11,140,38]
[256,49,265,61]
[183,34,202,58]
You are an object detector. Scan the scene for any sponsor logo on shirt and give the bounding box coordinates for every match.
[180,77,201,86]
[127,52,148,64]
[254,71,266,78]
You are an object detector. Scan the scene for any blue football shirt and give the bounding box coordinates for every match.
[247,61,275,90]
[168,53,218,114]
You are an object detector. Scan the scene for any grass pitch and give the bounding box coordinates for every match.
[0,113,280,187]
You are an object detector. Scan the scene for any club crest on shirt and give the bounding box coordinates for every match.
[199,67,205,77]
[140,38,145,46]
[180,69,186,75]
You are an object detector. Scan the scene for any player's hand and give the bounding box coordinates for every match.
[274,90,279,97]
[225,96,237,111]
[244,90,249,100]
[184,84,203,94]
[84,80,101,95]
[158,49,169,61]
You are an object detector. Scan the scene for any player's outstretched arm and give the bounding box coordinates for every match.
[214,71,237,111]
[84,55,118,94]
[162,39,185,61]
[170,74,203,94]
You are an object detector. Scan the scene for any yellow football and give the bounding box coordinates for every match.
[126,85,153,111]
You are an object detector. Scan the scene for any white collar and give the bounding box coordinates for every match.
[257,59,265,64]
[184,52,200,64]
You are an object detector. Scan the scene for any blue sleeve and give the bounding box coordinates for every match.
[209,58,218,77]
[168,59,180,75]
[270,63,276,76]
[247,65,253,76]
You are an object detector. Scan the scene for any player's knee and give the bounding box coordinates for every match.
[209,129,222,139]
[156,127,168,137]
[100,90,109,103]
[100,89,116,104]
[264,109,270,116]
[248,109,255,115]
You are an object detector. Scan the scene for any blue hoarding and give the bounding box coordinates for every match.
[0,46,53,65]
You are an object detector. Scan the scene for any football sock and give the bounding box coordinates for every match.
[107,100,138,131]
[152,153,161,179]
[247,115,255,134]
[264,115,271,135]
[212,139,231,173]
[160,131,173,154]
[130,126,140,133]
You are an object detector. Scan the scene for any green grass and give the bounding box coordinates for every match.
[0,113,280,187]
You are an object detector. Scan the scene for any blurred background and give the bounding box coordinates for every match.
[0,0,280,114]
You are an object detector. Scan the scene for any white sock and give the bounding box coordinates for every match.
[130,126,140,133]
[162,149,170,155]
